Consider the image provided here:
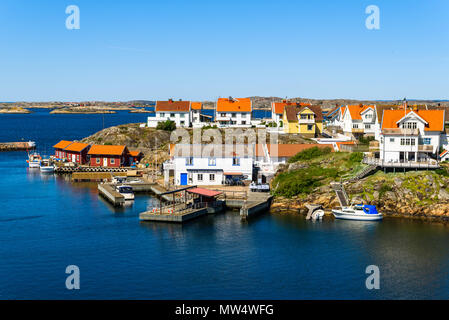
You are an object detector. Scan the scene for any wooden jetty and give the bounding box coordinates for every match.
[139,186,225,223]
[98,183,125,207]
[56,166,128,174]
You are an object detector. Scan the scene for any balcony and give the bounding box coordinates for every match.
[382,128,420,136]
[298,117,315,124]
[418,145,433,152]
[352,128,364,134]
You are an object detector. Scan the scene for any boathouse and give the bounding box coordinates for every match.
[128,150,143,164]
[53,140,73,160]
[64,142,90,164]
[88,145,129,167]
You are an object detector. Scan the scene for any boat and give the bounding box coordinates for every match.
[332,204,383,221]
[311,209,325,220]
[39,159,55,173]
[27,152,42,168]
[116,185,135,201]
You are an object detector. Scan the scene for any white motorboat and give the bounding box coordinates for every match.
[39,159,55,173]
[116,185,135,201]
[311,209,325,220]
[332,204,383,221]
[27,152,42,168]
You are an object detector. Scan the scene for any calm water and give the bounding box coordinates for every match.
[1,110,449,299]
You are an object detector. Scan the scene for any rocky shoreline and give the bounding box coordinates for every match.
[270,170,449,222]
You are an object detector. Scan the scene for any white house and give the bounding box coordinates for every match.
[379,109,445,163]
[164,144,254,186]
[147,99,191,128]
[215,97,252,127]
[326,106,346,128]
[341,104,378,139]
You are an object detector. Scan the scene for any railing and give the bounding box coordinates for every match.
[363,156,439,168]
[418,145,433,152]
[352,128,364,133]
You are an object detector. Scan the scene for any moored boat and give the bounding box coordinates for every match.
[27,152,42,168]
[332,204,383,221]
[39,159,55,173]
[116,185,135,201]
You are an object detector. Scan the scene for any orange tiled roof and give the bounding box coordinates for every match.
[191,102,202,110]
[128,150,142,157]
[156,100,190,112]
[64,142,90,152]
[273,101,311,115]
[346,105,374,120]
[381,109,445,132]
[53,140,73,149]
[88,145,127,156]
[216,97,251,112]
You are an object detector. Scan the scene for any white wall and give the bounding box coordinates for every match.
[147,111,191,128]
[215,112,251,125]
[173,156,253,185]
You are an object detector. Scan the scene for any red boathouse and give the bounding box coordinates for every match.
[64,142,90,164]
[88,145,129,167]
[53,140,73,160]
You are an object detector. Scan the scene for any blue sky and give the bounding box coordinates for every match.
[0,0,448,101]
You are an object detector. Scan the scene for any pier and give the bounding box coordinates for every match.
[239,192,273,221]
[98,183,125,207]
[0,141,35,152]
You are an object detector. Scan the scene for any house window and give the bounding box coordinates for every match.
[111,158,115,164]
[365,124,371,129]
[390,138,395,142]
[300,114,308,120]
[96,158,100,164]
[197,174,203,181]
[422,138,431,145]
[160,112,165,117]
[307,124,313,131]
[411,138,415,146]
[186,157,193,166]
[209,174,215,181]
[180,113,185,118]
[232,157,240,166]
[242,120,246,125]
[180,120,185,125]
[208,158,216,166]
[170,113,175,118]
[221,113,226,117]
[403,122,417,129]
[231,113,236,117]
[77,154,80,161]
[353,124,359,129]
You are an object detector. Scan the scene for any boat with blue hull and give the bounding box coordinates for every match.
[332,204,383,221]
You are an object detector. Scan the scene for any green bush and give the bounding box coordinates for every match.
[435,168,449,177]
[272,166,339,198]
[348,152,363,164]
[358,136,374,144]
[156,120,176,131]
[288,146,332,163]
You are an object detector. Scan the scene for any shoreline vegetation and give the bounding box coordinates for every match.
[0,107,31,114]
[78,123,449,222]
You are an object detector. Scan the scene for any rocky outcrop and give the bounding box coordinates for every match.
[270,159,449,221]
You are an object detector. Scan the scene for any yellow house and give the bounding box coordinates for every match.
[283,105,323,137]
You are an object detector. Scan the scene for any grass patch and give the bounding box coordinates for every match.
[288,146,332,163]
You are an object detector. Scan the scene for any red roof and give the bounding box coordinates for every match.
[187,188,222,197]
[155,100,190,112]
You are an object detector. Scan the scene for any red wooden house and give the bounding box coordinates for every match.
[64,142,90,164]
[88,145,129,167]
[53,140,73,159]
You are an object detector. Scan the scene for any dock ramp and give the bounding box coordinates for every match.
[330,182,350,207]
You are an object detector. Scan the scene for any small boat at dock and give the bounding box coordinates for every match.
[332,204,383,221]
[27,152,42,168]
[116,185,135,201]
[39,159,56,173]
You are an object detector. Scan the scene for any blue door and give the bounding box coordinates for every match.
[180,173,188,186]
